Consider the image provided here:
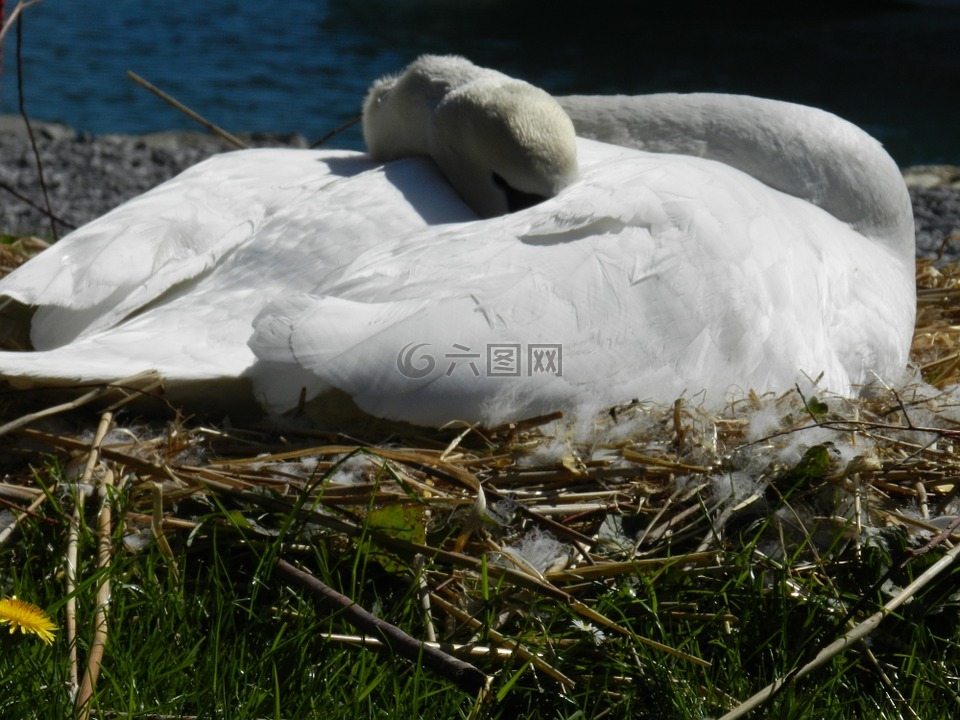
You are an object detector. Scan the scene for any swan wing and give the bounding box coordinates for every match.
[0,151,477,389]
[0,148,472,351]
[0,150,473,349]
[250,139,914,426]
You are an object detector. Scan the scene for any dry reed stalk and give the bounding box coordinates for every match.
[0,490,49,546]
[0,235,49,277]
[0,0,44,45]
[276,558,491,695]
[65,412,113,703]
[75,464,115,719]
[149,482,180,578]
[413,555,438,643]
[308,114,362,148]
[319,632,521,659]
[65,498,81,693]
[0,371,165,437]
[428,590,576,689]
[719,537,960,720]
[126,71,248,150]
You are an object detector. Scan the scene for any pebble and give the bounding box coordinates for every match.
[0,116,307,239]
[905,165,960,259]
[1,116,958,261]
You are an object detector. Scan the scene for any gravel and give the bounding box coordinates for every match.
[0,117,308,238]
[2,116,959,261]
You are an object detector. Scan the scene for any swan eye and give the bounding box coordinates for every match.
[492,173,548,213]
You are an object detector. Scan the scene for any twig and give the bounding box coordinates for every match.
[413,556,437,643]
[320,632,518,659]
[718,538,960,720]
[0,0,44,45]
[0,178,78,230]
[76,450,115,718]
[0,491,49,546]
[275,557,491,696]
[150,481,180,580]
[859,641,922,720]
[66,413,113,703]
[126,71,248,150]
[13,6,57,239]
[308,114,361,149]
[65,502,81,692]
[0,371,165,437]
[485,410,564,436]
[429,590,576,689]
[0,386,112,438]
[621,448,713,473]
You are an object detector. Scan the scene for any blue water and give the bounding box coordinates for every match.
[1,0,958,166]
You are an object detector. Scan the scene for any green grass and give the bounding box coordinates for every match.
[1,370,960,720]
[1,499,478,719]
[2,430,958,720]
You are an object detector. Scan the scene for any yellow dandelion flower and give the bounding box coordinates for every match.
[0,597,57,645]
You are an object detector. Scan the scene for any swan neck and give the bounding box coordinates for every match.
[558,93,915,262]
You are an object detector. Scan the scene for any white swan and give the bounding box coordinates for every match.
[0,55,915,428]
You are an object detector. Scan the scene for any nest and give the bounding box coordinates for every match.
[1,240,959,710]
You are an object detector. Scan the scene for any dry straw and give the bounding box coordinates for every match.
[1,223,959,715]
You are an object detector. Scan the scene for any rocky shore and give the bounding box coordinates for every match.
[0,117,309,239]
[1,116,959,260]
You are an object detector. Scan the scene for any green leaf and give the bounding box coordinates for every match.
[806,396,829,417]
[773,444,834,494]
[365,504,426,574]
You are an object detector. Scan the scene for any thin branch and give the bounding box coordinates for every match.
[276,557,491,696]
[0,0,44,45]
[0,371,164,438]
[0,177,78,230]
[413,556,437,643]
[150,480,180,580]
[718,538,960,720]
[15,9,58,240]
[429,590,576,689]
[126,71,248,150]
[76,413,115,717]
[320,632,518,659]
[66,413,113,702]
[308,114,361,149]
[0,491,49,546]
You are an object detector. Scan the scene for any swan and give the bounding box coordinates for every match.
[0,55,577,406]
[0,55,915,428]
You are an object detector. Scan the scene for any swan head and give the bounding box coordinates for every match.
[363,55,579,218]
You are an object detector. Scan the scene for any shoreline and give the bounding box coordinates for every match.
[1,115,958,259]
[0,116,310,239]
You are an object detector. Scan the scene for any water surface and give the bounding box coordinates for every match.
[1,0,957,165]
